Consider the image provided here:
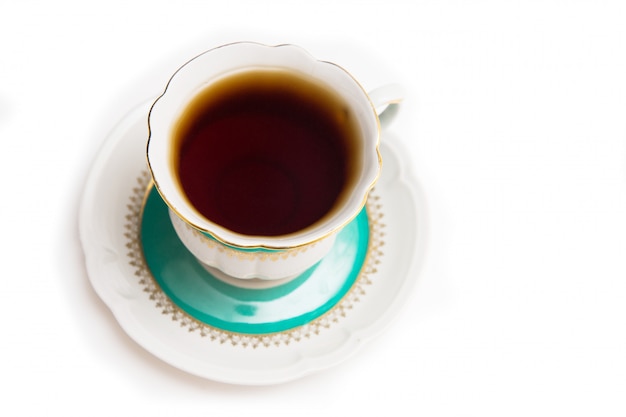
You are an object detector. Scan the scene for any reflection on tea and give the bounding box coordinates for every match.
[173,69,360,236]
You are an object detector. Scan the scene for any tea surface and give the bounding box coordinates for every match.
[173,69,359,236]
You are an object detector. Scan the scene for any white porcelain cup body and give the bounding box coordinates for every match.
[147,42,400,280]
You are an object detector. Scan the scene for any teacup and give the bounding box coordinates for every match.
[147,42,401,281]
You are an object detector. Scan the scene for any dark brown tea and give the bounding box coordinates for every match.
[172,69,360,236]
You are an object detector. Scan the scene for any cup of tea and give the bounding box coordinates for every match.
[147,42,401,281]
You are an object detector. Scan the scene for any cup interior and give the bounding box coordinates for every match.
[147,42,381,249]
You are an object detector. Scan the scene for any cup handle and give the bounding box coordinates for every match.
[368,84,404,129]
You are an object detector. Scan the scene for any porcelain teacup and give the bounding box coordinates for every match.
[147,42,401,280]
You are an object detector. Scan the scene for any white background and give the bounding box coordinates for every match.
[2,0,625,415]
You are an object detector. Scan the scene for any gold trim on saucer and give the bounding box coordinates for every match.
[124,171,385,348]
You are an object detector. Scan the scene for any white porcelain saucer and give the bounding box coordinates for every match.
[79,99,422,385]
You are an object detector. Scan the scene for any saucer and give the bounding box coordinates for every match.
[79,99,422,385]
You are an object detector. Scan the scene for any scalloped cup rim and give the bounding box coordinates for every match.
[147,42,381,249]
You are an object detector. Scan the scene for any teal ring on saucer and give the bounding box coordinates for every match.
[140,188,371,335]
